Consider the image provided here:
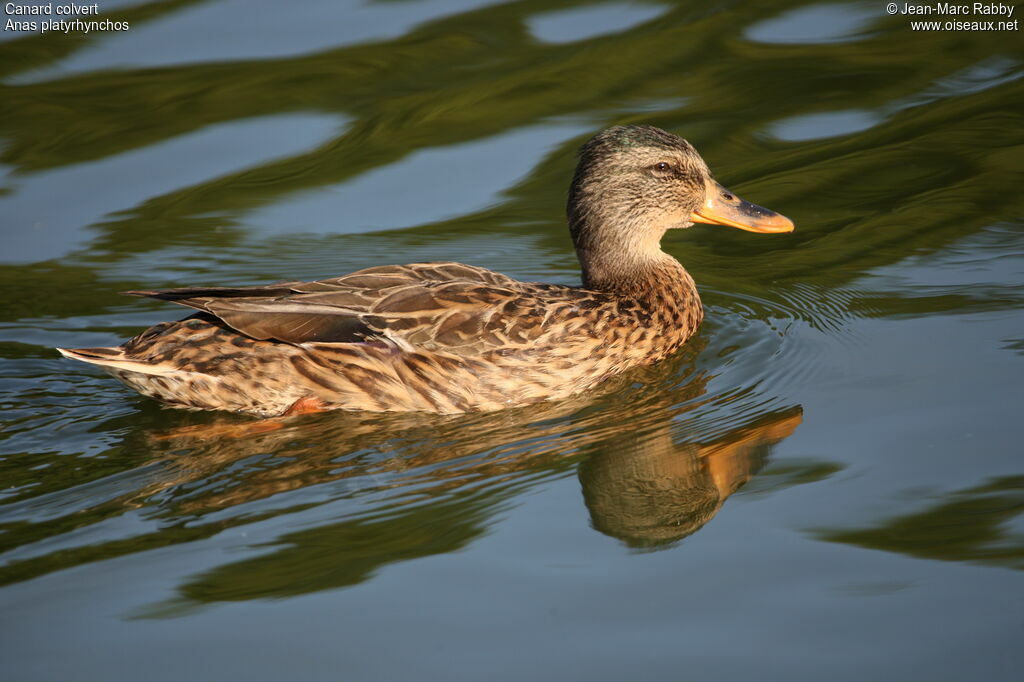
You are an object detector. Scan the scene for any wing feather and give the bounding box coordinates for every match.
[121,262,561,353]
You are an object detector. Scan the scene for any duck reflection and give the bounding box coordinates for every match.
[106,356,804,607]
[579,410,801,548]
[144,392,800,550]
[129,357,721,517]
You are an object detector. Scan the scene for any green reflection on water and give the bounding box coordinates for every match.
[0,0,1022,662]
[820,477,1024,571]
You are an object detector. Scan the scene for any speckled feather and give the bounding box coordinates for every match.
[71,260,700,416]
[57,125,787,417]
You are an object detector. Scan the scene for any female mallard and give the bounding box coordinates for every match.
[58,126,793,416]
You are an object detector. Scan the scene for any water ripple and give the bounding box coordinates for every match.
[744,2,878,45]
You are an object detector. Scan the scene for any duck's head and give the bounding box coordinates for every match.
[567,125,793,288]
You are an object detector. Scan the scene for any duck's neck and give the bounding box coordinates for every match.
[578,245,683,293]
[572,211,692,290]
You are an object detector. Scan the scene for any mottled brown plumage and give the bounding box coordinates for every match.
[57,126,793,416]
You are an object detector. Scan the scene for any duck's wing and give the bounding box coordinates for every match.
[123,262,565,355]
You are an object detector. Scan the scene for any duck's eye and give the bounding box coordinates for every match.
[653,162,671,173]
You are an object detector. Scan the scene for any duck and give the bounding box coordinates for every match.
[57,125,793,417]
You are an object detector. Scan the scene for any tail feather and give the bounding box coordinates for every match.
[56,347,177,376]
[121,285,296,302]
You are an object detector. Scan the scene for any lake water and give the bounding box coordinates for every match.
[2,1,1023,680]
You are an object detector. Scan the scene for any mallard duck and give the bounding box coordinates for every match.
[58,125,793,416]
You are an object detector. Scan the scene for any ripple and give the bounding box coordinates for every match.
[777,283,864,333]
[1,113,344,265]
[895,57,1023,111]
[248,120,589,238]
[766,109,883,142]
[699,281,868,401]
[744,2,878,45]
[7,0,506,83]
[527,2,668,44]
[866,223,1024,289]
[705,282,862,334]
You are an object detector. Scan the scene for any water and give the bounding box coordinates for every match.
[1,0,1023,679]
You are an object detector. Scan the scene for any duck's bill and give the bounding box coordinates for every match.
[690,180,794,233]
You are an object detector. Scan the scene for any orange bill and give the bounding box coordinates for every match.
[690,179,794,233]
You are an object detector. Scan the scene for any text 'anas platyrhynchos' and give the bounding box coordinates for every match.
[58,126,793,416]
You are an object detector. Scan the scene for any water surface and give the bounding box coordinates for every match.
[1,1,1023,680]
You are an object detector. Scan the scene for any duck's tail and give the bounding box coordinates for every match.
[56,347,177,376]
